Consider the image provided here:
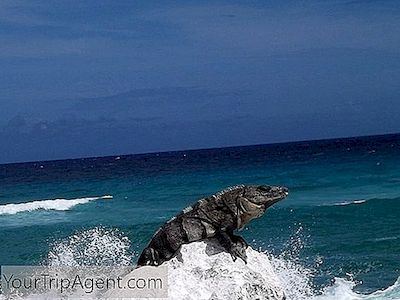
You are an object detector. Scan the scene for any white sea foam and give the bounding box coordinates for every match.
[1,227,399,300]
[109,240,286,300]
[0,195,112,215]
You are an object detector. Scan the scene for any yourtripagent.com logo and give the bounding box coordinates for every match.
[1,266,168,299]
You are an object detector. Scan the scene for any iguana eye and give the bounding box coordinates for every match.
[257,185,272,192]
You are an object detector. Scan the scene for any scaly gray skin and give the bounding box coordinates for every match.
[137,185,289,267]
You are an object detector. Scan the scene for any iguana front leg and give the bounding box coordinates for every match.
[216,231,248,263]
[231,234,249,249]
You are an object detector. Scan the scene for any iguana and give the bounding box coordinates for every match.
[137,185,288,267]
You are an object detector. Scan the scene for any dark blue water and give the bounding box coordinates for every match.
[1,134,400,298]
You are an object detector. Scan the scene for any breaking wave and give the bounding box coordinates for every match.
[0,195,112,215]
[270,252,400,299]
[314,277,400,300]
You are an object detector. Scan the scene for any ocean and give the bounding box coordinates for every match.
[1,134,399,299]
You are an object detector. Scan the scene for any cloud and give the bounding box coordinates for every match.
[69,86,253,122]
[4,115,27,131]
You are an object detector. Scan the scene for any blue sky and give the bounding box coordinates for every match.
[0,0,399,163]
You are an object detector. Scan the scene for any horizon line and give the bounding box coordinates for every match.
[1,131,399,166]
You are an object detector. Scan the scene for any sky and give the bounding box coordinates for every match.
[0,0,399,164]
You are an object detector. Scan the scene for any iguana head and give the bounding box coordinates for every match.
[221,185,288,229]
[242,185,288,209]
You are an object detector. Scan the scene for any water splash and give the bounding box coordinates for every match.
[266,225,318,299]
[269,253,316,299]
[47,227,133,266]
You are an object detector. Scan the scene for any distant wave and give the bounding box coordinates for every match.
[319,199,368,207]
[320,196,400,208]
[0,195,113,215]
[334,199,367,206]
[371,236,400,242]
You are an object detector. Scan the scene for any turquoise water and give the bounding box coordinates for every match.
[1,134,399,298]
